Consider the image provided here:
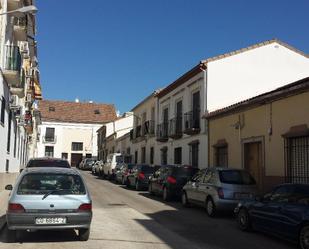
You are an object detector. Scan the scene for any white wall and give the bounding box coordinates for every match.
[207,42,309,112]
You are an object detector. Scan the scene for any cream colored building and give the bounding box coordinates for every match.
[206,77,309,193]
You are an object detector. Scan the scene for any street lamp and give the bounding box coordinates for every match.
[0,6,38,16]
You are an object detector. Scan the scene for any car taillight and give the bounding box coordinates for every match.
[78,203,92,212]
[8,203,25,213]
[218,188,224,199]
[138,172,145,180]
[167,176,177,184]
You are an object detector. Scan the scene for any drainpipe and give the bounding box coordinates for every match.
[201,65,209,167]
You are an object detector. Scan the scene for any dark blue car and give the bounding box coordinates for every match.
[235,183,309,249]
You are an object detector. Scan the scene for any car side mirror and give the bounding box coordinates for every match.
[5,184,13,191]
[19,168,24,173]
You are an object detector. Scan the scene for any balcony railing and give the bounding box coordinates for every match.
[169,117,183,139]
[184,110,200,135]
[4,45,22,72]
[42,136,57,144]
[142,120,155,136]
[156,122,169,142]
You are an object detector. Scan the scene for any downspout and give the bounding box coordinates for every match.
[201,64,209,167]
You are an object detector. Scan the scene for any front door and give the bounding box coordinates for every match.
[244,141,263,190]
[71,153,83,167]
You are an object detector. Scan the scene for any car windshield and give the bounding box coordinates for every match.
[17,173,86,195]
[219,170,256,185]
[172,167,198,178]
[116,156,124,163]
[27,159,70,168]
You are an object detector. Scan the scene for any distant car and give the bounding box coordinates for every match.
[92,161,103,175]
[235,183,309,249]
[25,158,71,170]
[126,164,156,190]
[149,165,199,201]
[182,167,257,217]
[115,163,135,185]
[5,167,92,242]
[103,153,123,179]
[81,158,96,171]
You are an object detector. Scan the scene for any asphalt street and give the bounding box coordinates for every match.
[0,170,297,249]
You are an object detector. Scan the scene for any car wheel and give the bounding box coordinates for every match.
[237,208,251,231]
[4,226,16,243]
[300,224,309,249]
[135,180,140,191]
[163,187,170,201]
[182,191,189,207]
[206,197,216,217]
[79,228,90,241]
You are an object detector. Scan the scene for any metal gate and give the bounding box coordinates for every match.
[285,136,309,184]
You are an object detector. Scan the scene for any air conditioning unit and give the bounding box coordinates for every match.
[19,41,29,54]
[26,93,32,103]
[9,95,19,109]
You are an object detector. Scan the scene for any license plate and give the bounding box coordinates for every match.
[235,193,250,199]
[35,217,66,225]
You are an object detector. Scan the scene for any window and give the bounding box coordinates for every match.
[190,142,199,168]
[141,147,146,163]
[134,150,138,164]
[86,153,92,158]
[71,142,83,151]
[174,147,182,164]
[94,109,100,114]
[215,145,228,167]
[45,127,55,142]
[285,136,309,184]
[5,160,9,173]
[161,147,167,165]
[150,147,154,164]
[45,146,54,157]
[61,153,68,160]
[126,147,131,155]
[7,111,12,152]
[1,97,6,125]
[49,106,55,112]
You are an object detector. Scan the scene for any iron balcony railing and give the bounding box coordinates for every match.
[156,122,169,142]
[142,120,155,136]
[4,45,22,71]
[184,110,200,134]
[169,117,183,138]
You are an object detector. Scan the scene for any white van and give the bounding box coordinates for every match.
[103,153,124,179]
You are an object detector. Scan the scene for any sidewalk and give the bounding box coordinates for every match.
[0,190,9,230]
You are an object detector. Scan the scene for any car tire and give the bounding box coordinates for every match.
[79,228,90,241]
[163,187,170,201]
[4,226,16,243]
[237,208,251,231]
[135,180,140,191]
[206,197,216,217]
[182,191,189,207]
[299,224,309,249]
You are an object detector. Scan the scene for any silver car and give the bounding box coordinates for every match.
[182,167,257,217]
[5,167,92,242]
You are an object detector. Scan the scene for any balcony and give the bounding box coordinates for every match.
[184,110,201,135]
[13,16,27,41]
[2,45,23,97]
[129,125,144,142]
[156,122,169,142]
[42,136,57,144]
[169,117,183,139]
[7,0,22,12]
[142,120,155,136]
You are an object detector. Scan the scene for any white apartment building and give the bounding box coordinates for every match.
[0,0,41,189]
[129,91,159,165]
[97,112,133,161]
[155,39,309,169]
[37,100,116,167]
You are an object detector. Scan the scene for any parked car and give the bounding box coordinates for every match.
[235,183,309,249]
[78,159,86,169]
[81,158,96,171]
[182,167,257,217]
[115,163,135,184]
[24,158,71,171]
[5,167,92,242]
[114,164,124,183]
[103,153,124,179]
[149,165,199,201]
[126,164,156,190]
[92,161,103,175]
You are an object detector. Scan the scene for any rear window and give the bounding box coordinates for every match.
[140,165,154,173]
[219,170,256,185]
[27,160,70,168]
[17,173,86,195]
[172,167,199,177]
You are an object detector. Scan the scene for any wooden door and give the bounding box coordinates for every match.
[71,153,83,167]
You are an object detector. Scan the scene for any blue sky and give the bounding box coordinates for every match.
[36,0,309,113]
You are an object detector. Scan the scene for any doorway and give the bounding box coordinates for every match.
[71,153,83,167]
[244,141,263,190]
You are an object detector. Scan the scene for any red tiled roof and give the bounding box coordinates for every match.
[39,100,117,124]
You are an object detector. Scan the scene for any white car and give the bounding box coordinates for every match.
[103,153,124,179]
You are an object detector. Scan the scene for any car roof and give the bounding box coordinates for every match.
[28,157,67,162]
[209,167,248,171]
[22,167,80,175]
